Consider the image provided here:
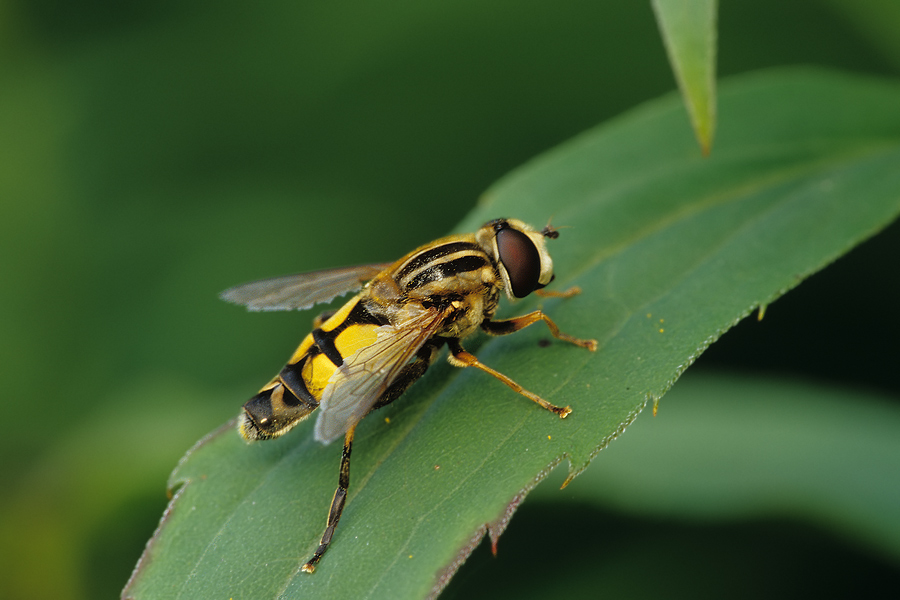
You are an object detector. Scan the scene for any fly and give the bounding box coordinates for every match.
[220,218,597,572]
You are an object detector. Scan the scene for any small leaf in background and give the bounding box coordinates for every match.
[125,68,900,599]
[652,0,718,154]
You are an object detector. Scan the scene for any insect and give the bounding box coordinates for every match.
[220,218,597,573]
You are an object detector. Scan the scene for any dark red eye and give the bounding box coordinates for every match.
[496,227,541,298]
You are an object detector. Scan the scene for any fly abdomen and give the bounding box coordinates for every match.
[240,381,318,441]
[279,361,321,408]
[312,327,344,367]
[307,298,390,369]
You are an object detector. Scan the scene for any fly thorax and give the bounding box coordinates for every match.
[368,274,403,305]
[481,284,501,321]
[438,294,484,339]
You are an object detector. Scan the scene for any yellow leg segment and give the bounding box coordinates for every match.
[447,340,572,418]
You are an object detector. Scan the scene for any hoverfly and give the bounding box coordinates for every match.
[221,218,597,572]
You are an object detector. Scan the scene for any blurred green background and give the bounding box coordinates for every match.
[2,1,899,599]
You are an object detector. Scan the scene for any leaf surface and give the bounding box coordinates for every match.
[124,68,900,599]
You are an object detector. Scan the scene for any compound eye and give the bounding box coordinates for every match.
[496,227,541,298]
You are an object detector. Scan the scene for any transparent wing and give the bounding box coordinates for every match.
[219,263,391,312]
[314,304,448,444]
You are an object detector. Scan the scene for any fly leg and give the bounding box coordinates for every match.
[368,342,441,413]
[481,311,597,351]
[535,286,581,298]
[302,423,356,574]
[446,338,572,418]
[300,343,440,573]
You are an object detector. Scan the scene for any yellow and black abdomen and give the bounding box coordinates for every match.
[239,296,388,441]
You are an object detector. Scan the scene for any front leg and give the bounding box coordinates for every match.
[481,311,597,351]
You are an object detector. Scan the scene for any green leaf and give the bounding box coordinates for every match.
[652,0,718,154]
[124,68,900,599]
[531,372,900,562]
